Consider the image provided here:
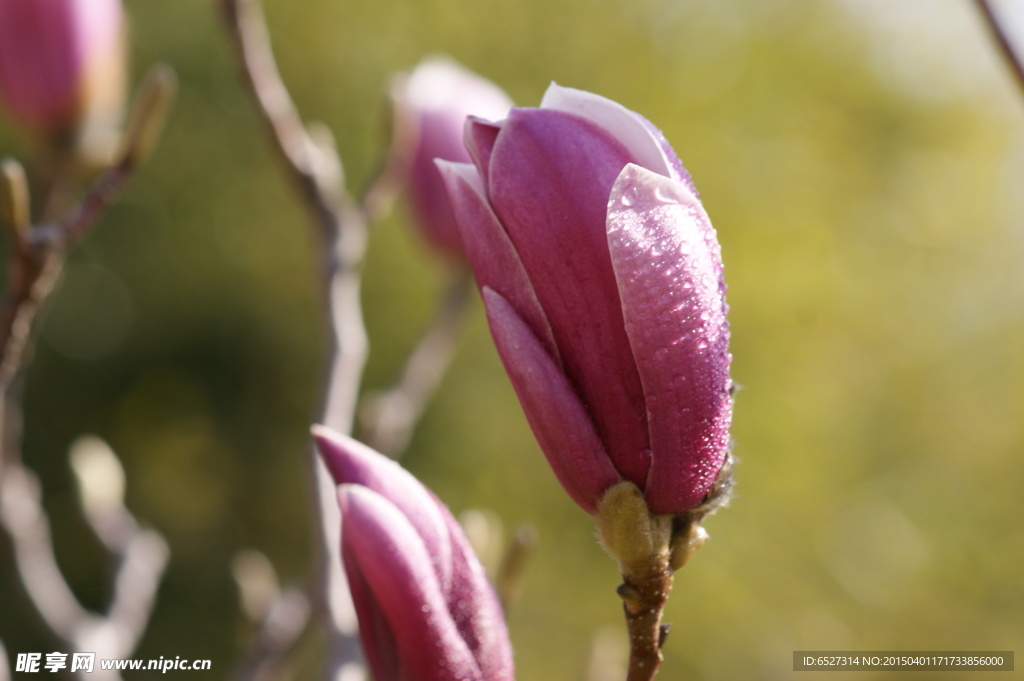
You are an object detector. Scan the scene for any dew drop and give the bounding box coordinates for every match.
[620,186,640,207]
[653,185,675,204]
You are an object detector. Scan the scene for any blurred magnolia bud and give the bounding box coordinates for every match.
[0,0,125,146]
[389,57,512,259]
[69,435,125,518]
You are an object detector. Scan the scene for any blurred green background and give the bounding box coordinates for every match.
[2,0,1023,679]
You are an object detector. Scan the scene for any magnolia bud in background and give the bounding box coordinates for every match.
[388,57,512,259]
[0,0,125,146]
[439,85,732,518]
[315,427,514,681]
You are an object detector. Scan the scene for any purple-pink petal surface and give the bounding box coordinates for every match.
[483,107,652,486]
[442,85,733,517]
[315,427,514,681]
[606,164,731,514]
[483,288,620,512]
[339,486,483,681]
[0,0,121,130]
[392,57,512,258]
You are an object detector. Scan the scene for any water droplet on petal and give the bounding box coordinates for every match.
[620,185,641,207]
[653,185,675,204]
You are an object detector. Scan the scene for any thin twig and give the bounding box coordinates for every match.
[495,524,538,611]
[229,587,314,681]
[974,0,1024,99]
[0,463,169,671]
[0,64,176,433]
[230,551,315,681]
[217,1,369,678]
[358,270,473,457]
[0,66,176,681]
[106,529,170,653]
[0,465,96,643]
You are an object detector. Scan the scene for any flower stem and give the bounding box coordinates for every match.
[618,552,674,681]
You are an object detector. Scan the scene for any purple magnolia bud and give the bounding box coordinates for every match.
[389,57,512,259]
[314,427,514,681]
[0,0,124,135]
[438,85,731,516]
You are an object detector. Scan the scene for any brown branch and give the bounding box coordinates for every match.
[217,1,370,678]
[617,553,673,681]
[229,587,314,681]
[230,551,314,681]
[0,465,96,643]
[0,461,169,669]
[0,65,176,681]
[0,65,176,405]
[106,528,170,653]
[974,0,1024,99]
[217,0,346,242]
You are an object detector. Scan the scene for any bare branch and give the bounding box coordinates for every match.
[359,271,473,457]
[217,0,345,240]
[217,1,370,678]
[0,64,177,397]
[0,66,176,681]
[106,529,170,654]
[0,465,95,642]
[230,587,314,681]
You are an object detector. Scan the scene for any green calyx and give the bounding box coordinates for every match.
[596,481,710,572]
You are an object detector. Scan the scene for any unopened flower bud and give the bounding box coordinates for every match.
[390,57,512,259]
[439,84,733,517]
[315,427,514,681]
[0,0,125,140]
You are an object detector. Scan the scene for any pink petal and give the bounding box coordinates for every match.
[483,287,620,513]
[314,428,454,594]
[0,0,121,128]
[343,550,401,681]
[340,486,483,681]
[407,108,473,255]
[394,58,512,257]
[538,84,697,195]
[486,107,651,486]
[630,111,698,195]
[437,161,559,360]
[441,511,515,681]
[537,85,668,177]
[465,116,502,186]
[606,165,732,514]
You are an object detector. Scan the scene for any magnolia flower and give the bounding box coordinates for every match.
[0,0,124,136]
[438,85,732,517]
[314,427,514,681]
[389,57,513,258]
